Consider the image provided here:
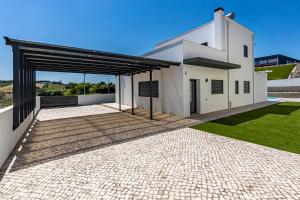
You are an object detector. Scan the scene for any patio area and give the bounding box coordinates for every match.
[0,104,299,199]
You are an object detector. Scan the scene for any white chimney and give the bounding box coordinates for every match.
[213,7,225,50]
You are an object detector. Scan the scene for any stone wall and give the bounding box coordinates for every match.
[268,86,300,97]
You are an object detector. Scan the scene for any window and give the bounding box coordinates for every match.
[138,81,159,97]
[243,45,248,57]
[244,81,250,93]
[201,42,208,46]
[235,80,239,94]
[211,80,224,94]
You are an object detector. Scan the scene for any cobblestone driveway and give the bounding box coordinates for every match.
[0,108,299,199]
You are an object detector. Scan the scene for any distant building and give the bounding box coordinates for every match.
[255,54,300,67]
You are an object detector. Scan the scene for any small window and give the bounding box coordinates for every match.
[201,42,208,46]
[211,80,224,94]
[138,81,159,97]
[243,45,248,57]
[235,80,239,94]
[244,81,250,93]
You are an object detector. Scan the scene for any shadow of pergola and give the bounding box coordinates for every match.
[0,108,198,177]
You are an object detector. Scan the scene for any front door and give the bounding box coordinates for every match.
[190,79,197,113]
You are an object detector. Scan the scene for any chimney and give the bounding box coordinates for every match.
[213,7,225,50]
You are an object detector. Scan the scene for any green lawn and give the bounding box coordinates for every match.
[255,64,295,80]
[191,102,300,154]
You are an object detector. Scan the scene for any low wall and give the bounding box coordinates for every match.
[0,97,40,169]
[254,72,268,103]
[78,94,115,106]
[268,78,300,87]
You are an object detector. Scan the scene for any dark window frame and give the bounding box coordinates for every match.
[235,80,239,94]
[138,80,159,97]
[244,81,250,93]
[243,45,248,57]
[211,80,224,94]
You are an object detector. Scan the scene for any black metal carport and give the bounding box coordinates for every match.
[4,37,180,130]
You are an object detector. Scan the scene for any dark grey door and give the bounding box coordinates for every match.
[190,80,197,113]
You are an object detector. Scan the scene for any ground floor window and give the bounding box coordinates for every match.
[138,81,159,97]
[235,80,239,94]
[244,81,250,93]
[211,80,223,94]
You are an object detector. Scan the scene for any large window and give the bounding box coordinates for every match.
[211,80,224,94]
[243,45,248,57]
[244,81,250,93]
[138,81,159,97]
[235,80,239,94]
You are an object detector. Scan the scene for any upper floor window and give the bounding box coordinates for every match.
[243,45,248,57]
[211,80,223,94]
[201,42,208,46]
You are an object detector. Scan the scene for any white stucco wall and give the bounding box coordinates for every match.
[226,18,255,108]
[78,94,115,106]
[184,64,228,115]
[183,40,226,61]
[116,42,185,116]
[0,97,40,169]
[254,72,267,103]
[267,79,300,87]
[156,22,214,49]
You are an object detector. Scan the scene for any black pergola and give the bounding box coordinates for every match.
[4,37,180,130]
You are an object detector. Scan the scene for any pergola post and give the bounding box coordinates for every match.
[131,74,134,115]
[12,46,21,130]
[149,67,153,120]
[119,75,121,111]
[83,73,86,95]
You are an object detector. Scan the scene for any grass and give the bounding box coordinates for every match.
[255,64,295,80]
[191,102,300,154]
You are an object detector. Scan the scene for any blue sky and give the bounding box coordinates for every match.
[0,0,299,83]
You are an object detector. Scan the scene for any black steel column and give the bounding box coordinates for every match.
[149,67,153,120]
[131,74,134,115]
[19,52,24,123]
[119,75,121,111]
[12,46,20,130]
[33,70,36,109]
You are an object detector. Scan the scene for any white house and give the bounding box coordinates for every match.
[116,7,267,117]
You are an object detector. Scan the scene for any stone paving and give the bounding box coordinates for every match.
[0,106,299,199]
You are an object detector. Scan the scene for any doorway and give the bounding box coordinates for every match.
[190,79,197,114]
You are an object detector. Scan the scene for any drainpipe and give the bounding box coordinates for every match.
[226,20,230,109]
[252,34,255,104]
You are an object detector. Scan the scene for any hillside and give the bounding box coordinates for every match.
[0,83,44,93]
[256,64,296,80]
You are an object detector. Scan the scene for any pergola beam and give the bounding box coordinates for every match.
[32,64,147,75]
[28,59,163,71]
[5,37,180,66]
[24,54,161,69]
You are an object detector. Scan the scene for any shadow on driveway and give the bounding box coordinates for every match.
[0,108,197,178]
